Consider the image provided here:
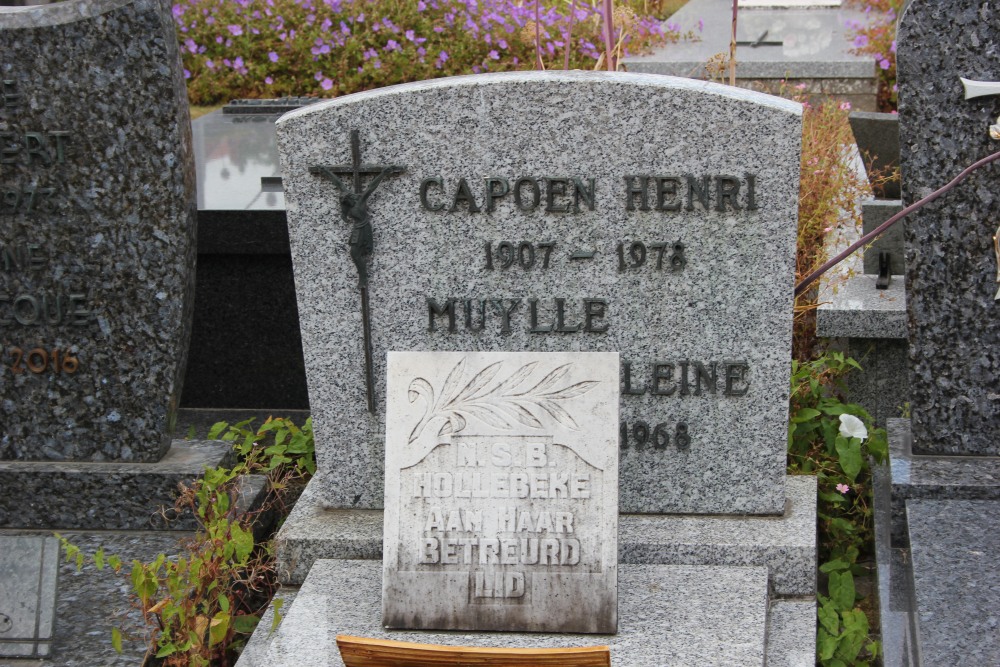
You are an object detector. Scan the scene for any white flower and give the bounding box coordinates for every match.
[838,414,868,440]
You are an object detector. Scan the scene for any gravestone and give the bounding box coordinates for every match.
[0,0,231,532]
[870,3,1000,664]
[243,71,817,666]
[0,0,195,463]
[0,536,58,658]
[276,71,801,517]
[898,0,1000,456]
[382,351,619,633]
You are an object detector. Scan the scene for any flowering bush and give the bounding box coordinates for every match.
[173,0,679,105]
[846,0,904,111]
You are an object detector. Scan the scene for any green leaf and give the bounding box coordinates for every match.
[186,424,196,439]
[817,628,838,661]
[94,547,105,570]
[270,599,284,634]
[791,407,821,422]
[835,609,869,662]
[208,612,231,647]
[818,599,840,635]
[835,437,864,482]
[231,614,260,634]
[828,570,856,610]
[155,643,178,658]
[207,421,229,439]
[230,523,255,562]
[218,595,230,613]
[111,627,123,654]
[819,559,849,573]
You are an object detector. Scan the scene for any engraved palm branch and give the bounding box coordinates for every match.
[407,359,599,444]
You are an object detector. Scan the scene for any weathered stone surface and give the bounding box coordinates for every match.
[276,71,801,515]
[243,560,772,667]
[381,351,618,633]
[0,0,196,462]
[897,0,1000,455]
[0,536,58,658]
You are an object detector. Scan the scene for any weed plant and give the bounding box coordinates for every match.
[174,0,681,105]
[846,0,903,111]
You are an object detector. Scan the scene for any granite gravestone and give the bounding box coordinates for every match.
[276,71,801,516]
[382,351,619,633]
[898,0,1000,455]
[0,0,195,462]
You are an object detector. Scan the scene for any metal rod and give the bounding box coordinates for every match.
[794,149,1000,298]
[360,284,375,414]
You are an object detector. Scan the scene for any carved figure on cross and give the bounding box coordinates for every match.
[309,130,405,288]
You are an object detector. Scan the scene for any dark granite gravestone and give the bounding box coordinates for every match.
[0,0,232,532]
[898,0,1000,456]
[0,0,195,462]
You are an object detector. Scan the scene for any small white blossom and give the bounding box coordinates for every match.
[838,414,868,440]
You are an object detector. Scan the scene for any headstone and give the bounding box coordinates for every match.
[897,0,1000,455]
[381,350,619,633]
[0,536,58,658]
[276,71,802,517]
[0,0,196,462]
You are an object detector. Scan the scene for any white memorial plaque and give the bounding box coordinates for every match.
[382,351,619,633]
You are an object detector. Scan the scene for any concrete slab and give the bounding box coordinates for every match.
[0,440,233,530]
[275,474,815,596]
[907,500,1000,666]
[246,560,771,667]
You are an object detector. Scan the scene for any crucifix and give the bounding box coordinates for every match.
[309,130,405,413]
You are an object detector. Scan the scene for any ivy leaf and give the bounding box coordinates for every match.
[835,437,863,482]
[111,627,123,654]
[817,628,839,661]
[828,570,856,611]
[818,599,840,635]
[230,524,254,562]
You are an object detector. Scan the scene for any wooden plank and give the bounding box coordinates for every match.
[336,635,612,667]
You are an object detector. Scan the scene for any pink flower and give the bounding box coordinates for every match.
[227,24,243,36]
[879,58,891,70]
[269,51,279,62]
[321,78,334,90]
[839,101,851,111]
[836,483,850,494]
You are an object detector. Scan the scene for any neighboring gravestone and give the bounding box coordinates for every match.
[0,536,58,658]
[898,0,1000,455]
[276,71,801,516]
[0,0,195,462]
[382,351,619,633]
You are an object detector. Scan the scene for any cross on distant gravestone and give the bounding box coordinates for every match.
[898,0,1000,455]
[0,0,196,462]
